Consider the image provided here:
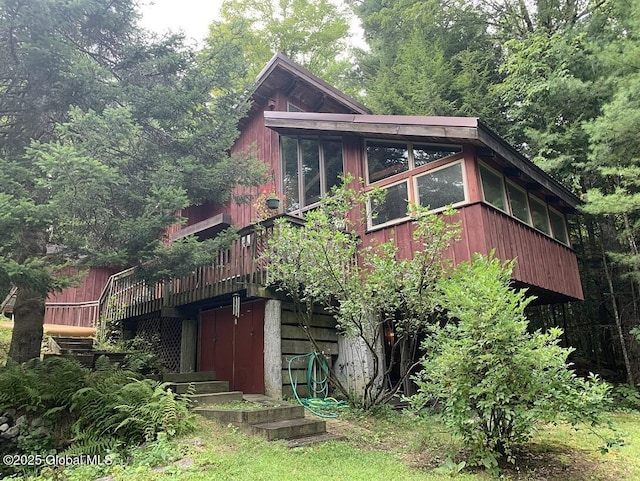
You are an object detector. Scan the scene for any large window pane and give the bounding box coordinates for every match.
[370,182,409,227]
[414,144,462,167]
[530,196,551,235]
[416,164,465,210]
[367,141,409,183]
[323,139,343,192]
[549,209,569,245]
[301,139,320,206]
[480,164,507,211]
[507,182,531,225]
[282,137,299,212]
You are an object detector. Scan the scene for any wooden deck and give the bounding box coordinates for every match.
[41,219,291,328]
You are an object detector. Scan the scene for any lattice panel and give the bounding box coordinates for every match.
[136,317,182,373]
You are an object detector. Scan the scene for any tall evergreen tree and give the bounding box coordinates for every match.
[349,0,506,131]
[0,0,263,362]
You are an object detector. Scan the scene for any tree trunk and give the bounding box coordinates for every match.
[8,288,45,363]
[601,245,635,385]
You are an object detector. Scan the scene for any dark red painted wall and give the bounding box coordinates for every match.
[46,267,117,303]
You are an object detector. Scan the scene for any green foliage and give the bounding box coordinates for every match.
[265,177,461,409]
[411,252,611,472]
[208,0,355,92]
[610,383,640,412]
[0,0,265,362]
[0,356,192,477]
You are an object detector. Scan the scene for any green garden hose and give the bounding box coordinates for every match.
[288,352,348,418]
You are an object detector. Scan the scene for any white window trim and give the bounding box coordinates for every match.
[287,102,304,112]
[528,194,552,236]
[367,178,411,230]
[505,180,532,226]
[413,160,468,213]
[548,206,570,246]
[412,142,463,169]
[364,139,410,185]
[365,139,463,185]
[479,162,509,214]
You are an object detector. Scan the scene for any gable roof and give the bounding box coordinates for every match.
[264,111,582,211]
[246,53,370,120]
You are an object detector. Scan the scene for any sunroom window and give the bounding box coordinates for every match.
[366,140,462,184]
[369,181,409,227]
[415,162,465,211]
[479,162,570,246]
[549,208,569,245]
[479,164,507,212]
[366,141,409,183]
[281,136,343,214]
[529,195,551,235]
[506,182,531,225]
[413,144,463,167]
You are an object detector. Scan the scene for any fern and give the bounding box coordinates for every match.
[64,432,119,456]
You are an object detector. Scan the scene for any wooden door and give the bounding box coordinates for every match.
[199,300,265,393]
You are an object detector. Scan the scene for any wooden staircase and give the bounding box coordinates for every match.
[46,336,127,368]
[165,372,343,447]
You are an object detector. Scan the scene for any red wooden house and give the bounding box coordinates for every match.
[3,54,583,398]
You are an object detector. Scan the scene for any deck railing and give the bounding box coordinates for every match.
[96,217,295,325]
[43,301,100,327]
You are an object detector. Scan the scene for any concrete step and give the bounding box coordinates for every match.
[195,404,304,426]
[287,432,346,448]
[169,380,228,395]
[250,417,326,441]
[162,371,216,383]
[190,391,244,405]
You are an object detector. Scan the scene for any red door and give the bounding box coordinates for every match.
[199,300,265,393]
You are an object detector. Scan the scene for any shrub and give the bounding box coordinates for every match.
[411,253,611,472]
[0,357,192,477]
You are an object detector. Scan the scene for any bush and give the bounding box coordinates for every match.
[411,253,611,472]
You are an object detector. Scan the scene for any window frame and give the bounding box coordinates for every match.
[506,180,532,226]
[479,162,509,214]
[548,206,570,246]
[280,135,344,216]
[529,194,552,236]
[413,160,468,213]
[367,178,411,230]
[365,139,463,185]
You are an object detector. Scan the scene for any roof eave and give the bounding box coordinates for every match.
[264,111,582,211]
[252,53,371,115]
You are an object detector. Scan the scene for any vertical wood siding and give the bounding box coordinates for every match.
[361,203,582,302]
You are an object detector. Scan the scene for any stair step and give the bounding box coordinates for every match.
[250,418,326,441]
[190,391,243,405]
[195,404,304,426]
[169,381,228,394]
[287,432,346,448]
[162,371,216,383]
[52,336,93,343]
[57,341,93,350]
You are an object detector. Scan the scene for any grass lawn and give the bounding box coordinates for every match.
[42,408,640,481]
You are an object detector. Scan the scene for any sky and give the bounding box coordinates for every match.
[138,0,225,44]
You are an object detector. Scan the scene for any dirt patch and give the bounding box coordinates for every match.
[500,443,629,481]
[325,416,629,481]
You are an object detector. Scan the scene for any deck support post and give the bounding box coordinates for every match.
[179,319,198,373]
[264,299,282,399]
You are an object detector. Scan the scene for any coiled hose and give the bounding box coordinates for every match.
[288,352,348,418]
